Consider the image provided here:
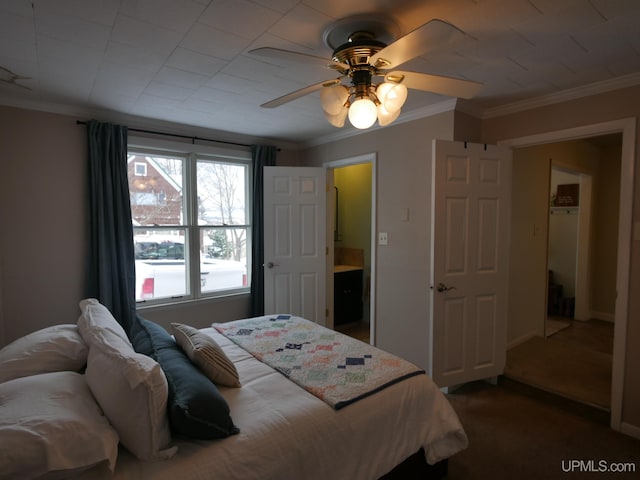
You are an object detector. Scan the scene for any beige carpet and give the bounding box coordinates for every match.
[446,380,640,480]
[505,335,612,409]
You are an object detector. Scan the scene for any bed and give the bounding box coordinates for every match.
[0,300,467,480]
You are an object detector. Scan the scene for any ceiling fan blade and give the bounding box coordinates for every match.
[249,47,349,71]
[385,70,483,99]
[371,19,466,69]
[261,78,342,108]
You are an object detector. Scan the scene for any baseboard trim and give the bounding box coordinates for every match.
[507,331,537,349]
[620,422,640,440]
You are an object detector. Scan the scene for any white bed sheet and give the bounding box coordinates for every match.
[80,327,467,480]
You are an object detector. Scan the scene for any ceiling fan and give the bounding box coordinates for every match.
[0,66,32,90]
[249,14,482,130]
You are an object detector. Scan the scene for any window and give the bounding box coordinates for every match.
[127,140,251,304]
[134,162,147,176]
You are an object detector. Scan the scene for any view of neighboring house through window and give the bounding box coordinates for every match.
[127,143,251,303]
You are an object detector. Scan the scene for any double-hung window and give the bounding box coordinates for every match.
[127,138,251,304]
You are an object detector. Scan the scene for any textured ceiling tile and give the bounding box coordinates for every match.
[111,14,183,56]
[144,81,196,101]
[514,0,605,45]
[180,22,250,61]
[266,3,333,50]
[165,48,227,77]
[0,9,35,43]
[35,0,120,26]
[119,0,205,34]
[252,0,300,14]
[102,40,166,74]
[199,0,281,39]
[153,66,210,90]
[35,11,111,50]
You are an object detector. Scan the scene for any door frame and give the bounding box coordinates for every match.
[324,153,377,343]
[499,117,636,434]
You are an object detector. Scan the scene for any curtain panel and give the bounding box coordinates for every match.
[250,145,277,316]
[86,120,136,333]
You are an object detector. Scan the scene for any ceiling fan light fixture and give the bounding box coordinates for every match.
[376,81,407,113]
[348,96,377,129]
[320,84,349,115]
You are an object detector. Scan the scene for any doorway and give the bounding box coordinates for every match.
[500,118,633,433]
[325,153,376,344]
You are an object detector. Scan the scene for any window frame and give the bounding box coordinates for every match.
[128,136,252,306]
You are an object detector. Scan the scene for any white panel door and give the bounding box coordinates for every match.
[430,140,512,387]
[264,167,326,325]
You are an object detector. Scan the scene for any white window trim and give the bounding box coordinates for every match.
[128,136,252,306]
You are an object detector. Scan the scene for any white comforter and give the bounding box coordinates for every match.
[81,327,467,480]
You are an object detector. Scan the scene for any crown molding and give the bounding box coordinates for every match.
[481,72,640,119]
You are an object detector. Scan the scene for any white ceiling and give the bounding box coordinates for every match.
[1,0,640,145]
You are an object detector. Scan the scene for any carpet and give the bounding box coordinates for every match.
[446,380,640,480]
[505,336,611,409]
[545,318,571,337]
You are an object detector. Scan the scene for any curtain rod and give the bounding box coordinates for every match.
[76,120,267,150]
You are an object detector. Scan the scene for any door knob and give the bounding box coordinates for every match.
[436,282,456,293]
[265,262,279,269]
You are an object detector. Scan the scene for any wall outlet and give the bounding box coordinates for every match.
[378,232,388,245]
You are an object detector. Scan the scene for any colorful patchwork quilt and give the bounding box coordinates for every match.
[214,315,424,409]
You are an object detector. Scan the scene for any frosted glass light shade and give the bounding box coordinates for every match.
[320,85,349,115]
[324,105,348,127]
[377,103,401,126]
[348,98,377,129]
[376,82,407,113]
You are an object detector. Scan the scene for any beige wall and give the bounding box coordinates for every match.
[302,111,456,369]
[591,144,621,317]
[0,107,87,344]
[508,147,550,343]
[0,105,299,343]
[482,85,640,434]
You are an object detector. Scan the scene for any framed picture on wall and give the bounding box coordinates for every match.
[555,183,579,207]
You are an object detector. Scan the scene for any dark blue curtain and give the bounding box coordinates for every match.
[250,145,277,316]
[86,120,136,333]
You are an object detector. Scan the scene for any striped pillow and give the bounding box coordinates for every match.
[171,323,241,388]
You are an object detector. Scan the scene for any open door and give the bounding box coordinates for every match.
[263,166,326,325]
[430,140,512,388]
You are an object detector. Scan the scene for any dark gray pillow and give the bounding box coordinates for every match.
[131,317,239,439]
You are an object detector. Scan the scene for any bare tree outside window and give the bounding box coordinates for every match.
[197,161,247,262]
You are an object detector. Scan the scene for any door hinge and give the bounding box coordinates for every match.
[326,246,329,255]
[326,308,329,317]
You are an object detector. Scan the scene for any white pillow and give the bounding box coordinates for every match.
[0,324,88,384]
[171,322,241,387]
[77,298,132,347]
[0,371,119,480]
[85,329,176,461]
